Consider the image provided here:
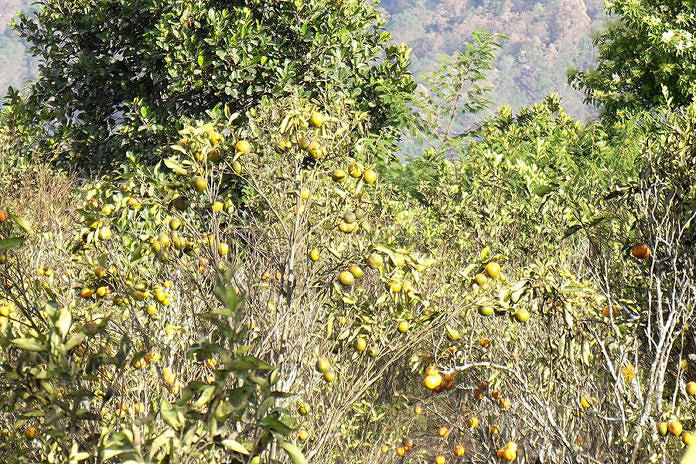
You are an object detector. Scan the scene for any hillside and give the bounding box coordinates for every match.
[380,0,607,121]
[0,0,34,93]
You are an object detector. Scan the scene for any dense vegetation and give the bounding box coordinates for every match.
[0,1,695,464]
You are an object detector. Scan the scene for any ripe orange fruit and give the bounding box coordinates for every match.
[191,175,206,192]
[502,448,516,461]
[380,444,388,453]
[473,388,483,400]
[425,365,439,376]
[309,249,320,261]
[298,429,309,441]
[80,288,93,299]
[397,321,409,333]
[658,422,668,436]
[349,264,364,278]
[489,425,500,434]
[402,437,413,449]
[96,286,109,298]
[454,444,465,456]
[162,367,176,386]
[580,395,591,408]
[491,390,501,399]
[513,309,530,322]
[362,169,378,184]
[366,252,383,269]
[0,209,7,222]
[602,305,618,318]
[396,447,405,456]
[443,373,454,383]
[235,140,252,154]
[687,382,696,396]
[499,398,511,409]
[424,374,443,390]
[683,431,695,445]
[348,162,363,178]
[309,112,324,128]
[631,243,650,259]
[485,262,501,278]
[478,306,494,316]
[467,416,479,428]
[434,455,445,464]
[323,370,336,382]
[315,357,330,373]
[338,271,355,286]
[480,337,491,348]
[24,426,37,440]
[414,405,423,414]
[438,426,449,437]
[298,402,309,415]
[669,419,683,436]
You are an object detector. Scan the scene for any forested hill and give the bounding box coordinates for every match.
[0,0,34,93]
[0,0,605,119]
[381,0,606,120]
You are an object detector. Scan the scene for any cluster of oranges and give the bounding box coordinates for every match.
[496,441,518,461]
[423,365,456,392]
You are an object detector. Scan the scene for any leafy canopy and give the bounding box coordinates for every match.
[12,0,415,167]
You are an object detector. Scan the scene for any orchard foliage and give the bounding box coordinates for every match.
[568,0,696,122]
[2,0,696,464]
[11,0,414,167]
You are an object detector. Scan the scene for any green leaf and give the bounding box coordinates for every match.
[11,337,45,352]
[227,356,273,371]
[280,441,306,464]
[0,237,25,251]
[164,158,188,175]
[160,398,184,430]
[220,438,250,455]
[10,213,33,234]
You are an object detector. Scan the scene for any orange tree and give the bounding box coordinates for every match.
[10,0,414,168]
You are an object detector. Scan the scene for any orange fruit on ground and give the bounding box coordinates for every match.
[687,381,696,396]
[434,455,445,464]
[631,243,650,259]
[467,416,479,428]
[485,262,501,278]
[0,209,7,222]
[437,426,449,437]
[454,444,465,456]
[479,380,489,391]
[396,447,405,456]
[668,419,683,436]
[402,437,413,449]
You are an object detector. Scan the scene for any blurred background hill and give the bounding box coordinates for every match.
[0,0,35,93]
